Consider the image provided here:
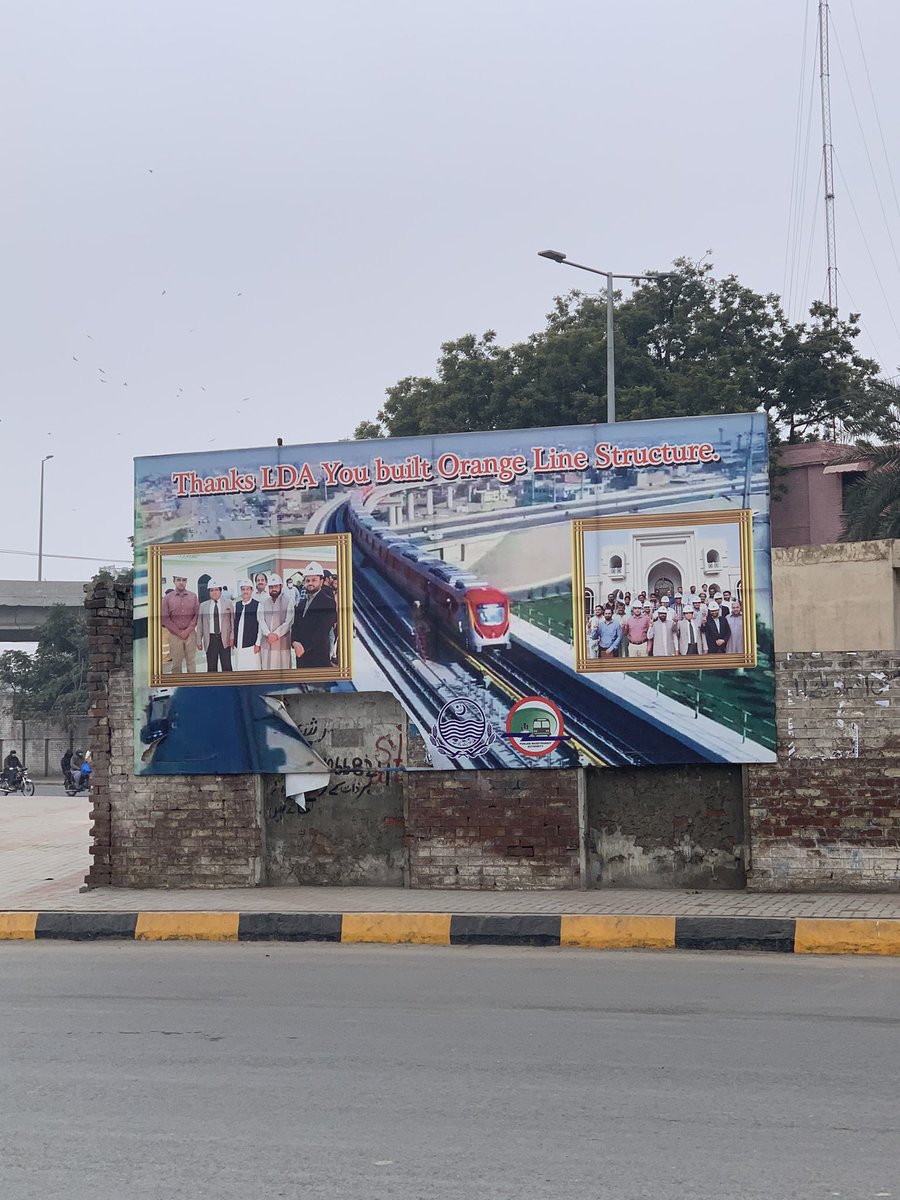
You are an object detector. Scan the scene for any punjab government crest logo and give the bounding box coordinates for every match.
[429,698,498,760]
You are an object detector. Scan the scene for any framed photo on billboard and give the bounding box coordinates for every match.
[571,509,757,674]
[147,534,353,686]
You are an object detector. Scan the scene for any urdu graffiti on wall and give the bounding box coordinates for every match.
[133,412,776,775]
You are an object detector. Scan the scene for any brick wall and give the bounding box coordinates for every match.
[87,580,900,894]
[747,652,900,892]
[262,693,407,886]
[85,579,261,889]
[587,765,745,889]
[405,770,581,890]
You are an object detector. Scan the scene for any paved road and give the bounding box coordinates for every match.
[1,946,897,1199]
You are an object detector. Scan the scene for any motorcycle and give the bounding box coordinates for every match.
[1,768,35,797]
[64,772,92,797]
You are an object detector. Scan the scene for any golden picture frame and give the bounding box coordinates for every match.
[571,509,757,674]
[148,534,353,686]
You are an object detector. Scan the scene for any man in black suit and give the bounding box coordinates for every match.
[703,600,731,654]
[233,578,261,671]
[291,561,337,669]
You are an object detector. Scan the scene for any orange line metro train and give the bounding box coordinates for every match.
[345,498,511,652]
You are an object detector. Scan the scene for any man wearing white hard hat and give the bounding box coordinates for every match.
[704,599,731,655]
[291,561,337,669]
[161,572,199,673]
[256,573,293,670]
[196,581,234,672]
[648,604,677,657]
[622,600,651,658]
[675,604,705,657]
[232,579,261,671]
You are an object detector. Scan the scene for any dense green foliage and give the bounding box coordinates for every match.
[0,605,89,727]
[840,383,900,540]
[354,259,884,443]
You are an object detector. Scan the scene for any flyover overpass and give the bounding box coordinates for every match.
[0,581,87,642]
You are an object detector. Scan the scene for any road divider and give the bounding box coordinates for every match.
[1,912,900,954]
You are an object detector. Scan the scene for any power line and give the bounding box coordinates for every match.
[0,547,131,565]
[848,0,900,222]
[798,161,824,315]
[836,269,885,367]
[783,0,813,308]
[789,20,822,319]
[834,152,900,344]
[831,13,900,286]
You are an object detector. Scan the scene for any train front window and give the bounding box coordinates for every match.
[475,602,506,626]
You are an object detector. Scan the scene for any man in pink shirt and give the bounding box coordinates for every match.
[622,601,651,658]
[161,573,200,673]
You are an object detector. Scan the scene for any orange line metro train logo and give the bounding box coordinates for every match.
[506,697,565,758]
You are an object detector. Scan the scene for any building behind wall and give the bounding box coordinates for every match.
[770,441,869,548]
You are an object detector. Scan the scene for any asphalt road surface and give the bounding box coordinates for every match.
[1,945,898,1200]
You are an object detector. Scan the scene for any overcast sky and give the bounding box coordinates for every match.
[2,0,899,584]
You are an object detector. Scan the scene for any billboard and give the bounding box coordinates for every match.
[134,412,775,773]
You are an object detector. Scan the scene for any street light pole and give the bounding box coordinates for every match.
[38,454,54,582]
[538,250,673,425]
[606,270,615,424]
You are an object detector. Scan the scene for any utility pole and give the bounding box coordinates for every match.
[819,0,838,311]
[538,251,673,424]
[38,454,54,582]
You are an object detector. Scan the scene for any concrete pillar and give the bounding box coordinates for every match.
[425,489,434,516]
[446,485,455,510]
[388,504,400,527]
[407,492,416,523]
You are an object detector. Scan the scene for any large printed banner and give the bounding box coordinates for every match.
[134,413,775,773]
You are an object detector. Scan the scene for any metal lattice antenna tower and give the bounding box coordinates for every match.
[819,0,838,310]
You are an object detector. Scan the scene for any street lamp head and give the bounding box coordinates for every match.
[538,249,567,263]
[44,454,55,462]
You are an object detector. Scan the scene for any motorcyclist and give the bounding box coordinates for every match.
[77,751,93,793]
[2,749,23,790]
[61,748,74,789]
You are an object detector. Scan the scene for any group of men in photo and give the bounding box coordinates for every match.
[586,582,744,660]
[161,563,339,674]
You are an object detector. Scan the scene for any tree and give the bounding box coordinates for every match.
[353,258,883,441]
[770,302,883,443]
[839,383,900,540]
[0,650,34,704]
[0,604,89,727]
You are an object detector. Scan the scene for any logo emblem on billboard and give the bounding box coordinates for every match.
[430,698,498,760]
[506,696,564,758]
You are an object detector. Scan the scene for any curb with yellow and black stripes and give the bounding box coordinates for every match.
[2,912,900,954]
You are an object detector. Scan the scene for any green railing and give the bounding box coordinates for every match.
[513,596,574,643]
[644,667,776,751]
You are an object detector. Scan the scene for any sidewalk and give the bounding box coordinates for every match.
[9,881,900,919]
[3,792,900,952]
[0,791,91,911]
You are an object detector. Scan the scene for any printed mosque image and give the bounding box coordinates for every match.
[581,519,743,611]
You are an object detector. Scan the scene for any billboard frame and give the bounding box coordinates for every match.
[570,508,758,674]
[147,533,354,686]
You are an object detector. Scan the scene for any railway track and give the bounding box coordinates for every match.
[328,500,705,768]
